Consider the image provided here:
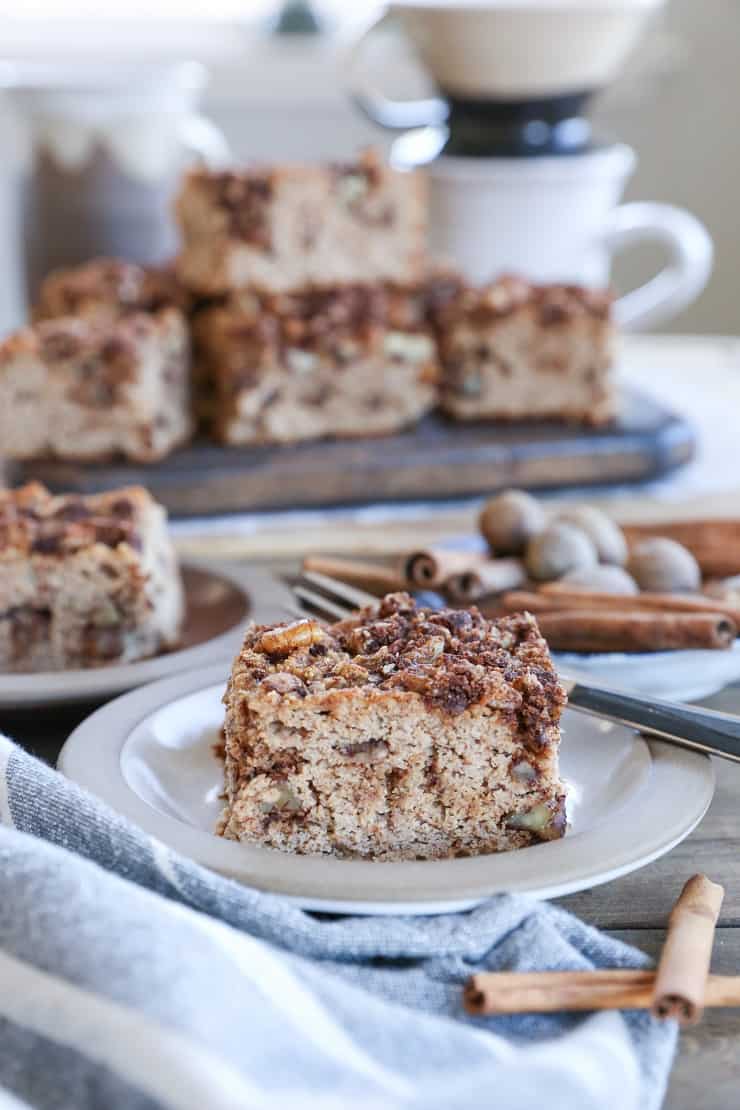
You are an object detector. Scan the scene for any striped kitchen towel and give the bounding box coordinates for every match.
[0,733,676,1110]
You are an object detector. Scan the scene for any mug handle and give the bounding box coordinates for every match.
[178,113,231,168]
[603,202,713,331]
[344,11,448,131]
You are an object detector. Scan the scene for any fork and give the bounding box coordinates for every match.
[291,570,740,764]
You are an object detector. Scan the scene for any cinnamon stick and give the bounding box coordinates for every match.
[540,582,740,627]
[651,874,725,1024]
[623,520,740,578]
[401,548,484,590]
[533,610,736,653]
[301,555,404,597]
[445,558,526,603]
[495,590,575,615]
[462,970,740,1018]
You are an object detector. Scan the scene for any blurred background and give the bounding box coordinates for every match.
[0,0,734,335]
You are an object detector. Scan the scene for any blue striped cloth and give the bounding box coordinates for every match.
[0,733,676,1110]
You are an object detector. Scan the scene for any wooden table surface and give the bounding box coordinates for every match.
[562,677,740,1110]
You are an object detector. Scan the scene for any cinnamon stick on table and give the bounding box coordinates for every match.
[651,874,725,1023]
[533,610,736,653]
[301,555,404,597]
[462,970,740,1018]
[401,548,483,590]
[444,558,526,603]
[463,873,728,1025]
[494,590,583,615]
[540,583,740,626]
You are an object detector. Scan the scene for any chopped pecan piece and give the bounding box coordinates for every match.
[259,619,324,657]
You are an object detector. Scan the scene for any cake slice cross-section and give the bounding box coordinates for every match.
[432,275,617,425]
[220,592,567,860]
[0,483,184,672]
[192,283,438,445]
[0,309,191,462]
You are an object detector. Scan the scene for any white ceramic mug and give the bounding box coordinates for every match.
[392,140,713,331]
[348,0,666,127]
[2,61,230,299]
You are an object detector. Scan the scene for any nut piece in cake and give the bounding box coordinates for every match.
[432,275,617,425]
[0,483,184,671]
[175,150,427,295]
[34,258,189,325]
[0,310,191,462]
[192,284,438,445]
[220,593,567,860]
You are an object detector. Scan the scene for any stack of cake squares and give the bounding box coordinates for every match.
[0,150,617,463]
[179,150,616,444]
[180,150,442,445]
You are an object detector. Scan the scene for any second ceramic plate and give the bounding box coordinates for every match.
[554,641,740,702]
[0,562,295,709]
[58,663,715,915]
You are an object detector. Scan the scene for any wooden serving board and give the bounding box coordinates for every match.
[8,386,694,517]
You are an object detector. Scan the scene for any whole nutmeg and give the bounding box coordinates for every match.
[560,564,639,595]
[525,522,598,581]
[627,537,701,593]
[554,505,627,566]
[479,489,546,555]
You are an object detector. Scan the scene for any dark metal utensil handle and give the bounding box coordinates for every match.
[566,680,740,763]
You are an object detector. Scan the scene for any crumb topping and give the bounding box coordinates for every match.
[330,149,385,192]
[227,285,387,344]
[200,171,274,249]
[329,151,395,227]
[37,312,169,361]
[431,274,613,330]
[233,592,566,733]
[0,483,148,557]
[184,149,397,248]
[194,284,436,383]
[35,258,186,320]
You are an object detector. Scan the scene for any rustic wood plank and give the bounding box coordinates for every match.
[8,387,694,516]
[558,750,740,929]
[610,929,740,1110]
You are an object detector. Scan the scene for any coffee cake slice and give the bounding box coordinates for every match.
[0,309,191,462]
[0,483,183,671]
[220,593,567,860]
[193,284,438,445]
[433,275,617,425]
[175,150,426,296]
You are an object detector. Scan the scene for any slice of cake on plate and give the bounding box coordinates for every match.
[175,150,426,295]
[0,483,183,671]
[192,283,438,445]
[220,592,567,860]
[0,310,191,462]
[432,275,617,425]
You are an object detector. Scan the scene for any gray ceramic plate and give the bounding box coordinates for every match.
[554,642,740,702]
[58,663,715,915]
[0,563,295,708]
